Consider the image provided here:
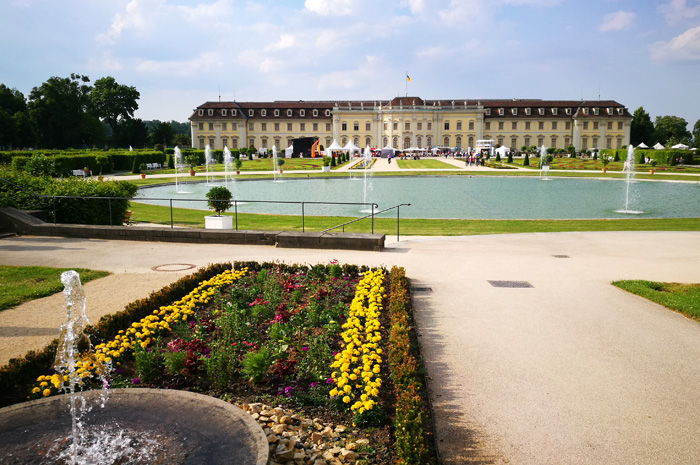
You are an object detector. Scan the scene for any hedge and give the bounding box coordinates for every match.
[2,149,167,175]
[600,148,694,166]
[0,169,138,225]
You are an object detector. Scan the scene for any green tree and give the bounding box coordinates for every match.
[149,121,174,146]
[630,107,654,146]
[89,76,140,132]
[0,85,29,149]
[692,119,700,146]
[27,74,103,148]
[113,118,148,148]
[653,115,691,146]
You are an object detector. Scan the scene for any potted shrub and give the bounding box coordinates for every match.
[139,163,147,179]
[185,154,199,176]
[204,186,233,229]
[601,156,610,173]
[321,156,332,172]
[276,158,285,173]
[234,158,243,175]
[649,159,657,174]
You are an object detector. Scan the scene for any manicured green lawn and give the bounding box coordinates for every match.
[0,266,110,311]
[128,201,700,236]
[612,280,700,322]
[396,159,458,169]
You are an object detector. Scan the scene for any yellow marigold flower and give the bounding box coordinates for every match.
[342,396,351,403]
[42,388,51,397]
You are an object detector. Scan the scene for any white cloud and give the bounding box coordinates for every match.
[305,0,356,16]
[135,51,226,75]
[401,0,426,14]
[650,25,700,61]
[658,0,700,25]
[599,11,635,32]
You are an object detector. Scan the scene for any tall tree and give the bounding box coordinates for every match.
[89,77,140,132]
[112,118,149,148]
[629,107,654,146]
[653,115,692,146]
[27,74,103,148]
[0,84,30,149]
[149,121,174,146]
[692,119,700,147]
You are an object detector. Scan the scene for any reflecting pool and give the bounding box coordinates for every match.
[135,177,700,220]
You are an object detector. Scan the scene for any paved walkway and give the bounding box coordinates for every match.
[2,232,700,464]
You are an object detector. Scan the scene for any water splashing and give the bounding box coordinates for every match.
[205,145,214,184]
[539,145,550,180]
[223,146,233,187]
[617,144,642,214]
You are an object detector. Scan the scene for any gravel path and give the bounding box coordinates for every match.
[2,232,700,464]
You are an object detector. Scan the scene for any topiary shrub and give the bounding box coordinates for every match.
[205,186,232,216]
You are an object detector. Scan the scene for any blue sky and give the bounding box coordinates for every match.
[2,0,699,129]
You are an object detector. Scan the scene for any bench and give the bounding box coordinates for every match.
[72,169,86,177]
[145,163,162,170]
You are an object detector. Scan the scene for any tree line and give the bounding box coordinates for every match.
[630,107,699,148]
[0,74,190,150]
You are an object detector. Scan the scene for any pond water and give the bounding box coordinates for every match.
[135,176,700,220]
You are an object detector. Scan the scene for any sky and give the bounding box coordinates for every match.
[2,0,699,129]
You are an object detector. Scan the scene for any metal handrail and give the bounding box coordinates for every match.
[322,203,411,241]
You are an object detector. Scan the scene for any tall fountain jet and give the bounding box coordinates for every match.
[619,144,641,214]
[272,146,281,181]
[223,146,232,187]
[205,145,214,184]
[539,145,550,180]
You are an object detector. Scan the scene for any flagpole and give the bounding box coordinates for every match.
[405,71,408,97]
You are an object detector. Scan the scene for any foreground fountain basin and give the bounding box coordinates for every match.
[0,388,269,465]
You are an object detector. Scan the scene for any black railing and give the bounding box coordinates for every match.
[323,203,411,241]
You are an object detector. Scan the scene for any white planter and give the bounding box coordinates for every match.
[321,166,331,172]
[205,215,233,229]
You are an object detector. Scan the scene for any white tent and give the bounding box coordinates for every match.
[636,142,649,149]
[653,143,665,150]
[671,143,689,149]
[285,144,293,157]
[326,139,343,152]
[495,146,510,157]
[343,141,360,153]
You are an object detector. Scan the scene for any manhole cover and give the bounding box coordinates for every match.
[152,263,197,272]
[488,280,533,288]
[411,287,432,292]
[553,254,570,258]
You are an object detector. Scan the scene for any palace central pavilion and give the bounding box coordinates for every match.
[189,96,631,153]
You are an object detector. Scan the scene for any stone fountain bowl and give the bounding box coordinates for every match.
[0,388,269,465]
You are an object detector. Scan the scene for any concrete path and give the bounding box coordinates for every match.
[2,232,700,464]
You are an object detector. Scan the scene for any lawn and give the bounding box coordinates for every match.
[0,266,110,311]
[613,280,700,321]
[396,159,458,169]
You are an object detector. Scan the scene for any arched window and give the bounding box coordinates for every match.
[404,137,410,149]
[383,136,388,147]
[341,137,347,145]
[468,136,474,149]
[365,136,371,147]
[443,136,449,146]
[353,136,359,146]
[417,136,422,148]
[426,136,432,147]
[392,136,398,148]
[456,136,462,149]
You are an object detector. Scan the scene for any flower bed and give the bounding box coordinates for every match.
[17,261,436,464]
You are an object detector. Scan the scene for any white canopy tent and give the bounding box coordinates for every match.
[671,143,689,149]
[636,142,649,149]
[653,143,665,150]
[285,145,293,157]
[326,139,343,152]
[343,141,361,153]
[495,146,510,157]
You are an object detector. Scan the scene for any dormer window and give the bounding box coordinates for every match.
[247,109,253,117]
[617,108,624,115]
[485,108,491,115]
[566,108,572,115]
[287,109,293,117]
[300,109,305,117]
[221,109,227,116]
[232,109,237,116]
[525,108,531,115]
[512,108,517,115]
[552,108,558,115]
[261,109,266,117]
[498,108,504,115]
[538,108,545,115]
[593,108,599,115]
[198,109,204,116]
[274,109,279,117]
[583,108,589,115]
[325,110,331,116]
[208,109,214,116]
[607,108,613,115]
[313,109,318,117]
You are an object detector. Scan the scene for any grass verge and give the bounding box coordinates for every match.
[0,266,110,311]
[612,280,700,321]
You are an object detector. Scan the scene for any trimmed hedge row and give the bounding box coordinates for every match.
[388,266,431,465]
[600,148,695,166]
[0,169,137,225]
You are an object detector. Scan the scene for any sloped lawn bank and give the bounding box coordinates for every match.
[4,261,438,465]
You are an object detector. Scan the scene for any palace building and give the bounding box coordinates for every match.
[189,97,632,153]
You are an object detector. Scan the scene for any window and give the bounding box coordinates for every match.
[552,122,557,130]
[551,136,557,148]
[524,136,530,147]
[198,123,203,130]
[593,122,599,130]
[485,122,491,130]
[525,122,531,130]
[232,138,238,149]
[485,108,491,115]
[426,136,432,147]
[617,108,624,115]
[209,137,215,147]
[287,123,293,131]
[511,122,517,130]
[198,109,203,116]
[417,136,422,147]
[365,136,371,146]
[232,123,237,130]
[511,136,517,148]
[326,123,331,131]
[498,122,504,130]
[606,137,612,149]
[404,137,410,149]
[313,109,318,117]
[469,121,474,130]
[222,122,227,131]
[444,121,450,130]
[427,122,432,130]
[232,109,237,116]
[274,109,279,117]
[325,110,331,116]
[341,122,347,131]
[313,123,318,131]
[300,123,305,131]
[512,108,517,116]
[393,122,398,131]
[392,136,398,147]
[249,137,255,147]
[593,108,599,115]
[497,136,504,146]
[537,136,544,146]
[456,121,462,130]
[538,108,545,115]
[565,122,571,130]
[607,122,612,130]
[538,122,544,130]
[274,123,280,131]
[456,136,462,148]
[261,137,268,148]
[261,123,266,131]
[583,122,589,130]
[249,123,254,131]
[199,137,205,148]
[354,122,360,131]
[552,108,558,115]
[326,138,331,146]
[287,109,293,117]
[274,137,280,147]
[582,137,588,149]
[208,123,214,131]
[468,136,474,148]
[383,136,388,147]
[444,136,450,146]
[222,109,227,116]
[300,110,305,117]
[261,109,266,117]
[525,108,531,115]
[498,108,504,115]
[607,108,613,115]
[249,110,254,117]
[618,122,623,130]
[417,122,422,131]
[208,109,213,116]
[564,137,570,147]
[592,136,598,147]
[383,122,388,130]
[617,137,623,149]
[583,108,589,115]
[405,121,410,131]
[566,108,572,115]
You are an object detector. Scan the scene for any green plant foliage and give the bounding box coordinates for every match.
[205,186,232,215]
[241,347,273,385]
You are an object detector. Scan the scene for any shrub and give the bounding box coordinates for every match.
[24,154,57,177]
[206,186,232,215]
[523,154,530,166]
[241,347,273,385]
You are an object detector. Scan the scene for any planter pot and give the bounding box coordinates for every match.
[321,166,331,172]
[649,169,655,174]
[140,173,146,179]
[602,168,607,173]
[189,169,196,176]
[279,169,283,174]
[236,170,240,175]
[205,215,233,229]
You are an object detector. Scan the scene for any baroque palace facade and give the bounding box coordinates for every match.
[189,96,632,153]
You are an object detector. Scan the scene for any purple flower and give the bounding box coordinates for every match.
[326,378,334,384]
[132,377,140,385]
[301,346,309,351]
[309,382,318,388]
